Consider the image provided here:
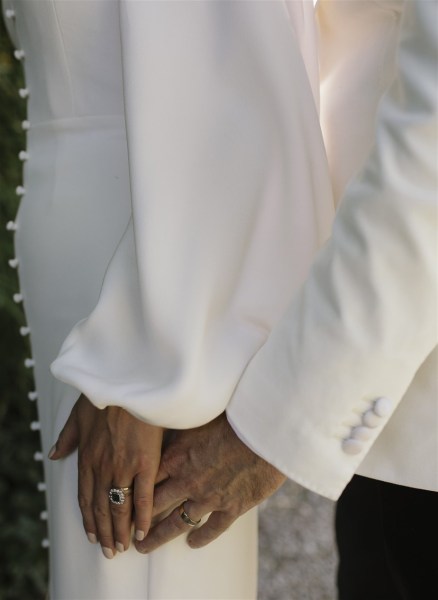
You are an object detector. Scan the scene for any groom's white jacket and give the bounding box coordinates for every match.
[229,0,438,500]
[52,0,437,501]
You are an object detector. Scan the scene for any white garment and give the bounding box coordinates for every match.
[4,1,331,598]
[228,0,438,500]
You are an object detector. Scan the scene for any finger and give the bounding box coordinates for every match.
[78,460,98,546]
[49,404,79,460]
[187,511,236,549]
[152,477,186,518]
[94,476,115,559]
[154,463,169,485]
[135,502,205,554]
[133,472,155,542]
[109,485,134,553]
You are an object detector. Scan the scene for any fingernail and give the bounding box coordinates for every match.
[48,444,57,459]
[102,547,114,559]
[115,541,125,553]
[135,530,145,541]
[87,532,97,544]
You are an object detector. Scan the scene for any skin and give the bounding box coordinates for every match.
[51,398,286,557]
[139,413,286,552]
[50,395,163,558]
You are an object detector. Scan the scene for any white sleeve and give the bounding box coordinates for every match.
[227,0,438,500]
[51,1,334,428]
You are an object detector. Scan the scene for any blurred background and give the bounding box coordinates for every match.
[0,15,336,600]
[0,14,48,600]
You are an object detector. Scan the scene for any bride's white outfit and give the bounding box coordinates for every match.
[4,1,333,598]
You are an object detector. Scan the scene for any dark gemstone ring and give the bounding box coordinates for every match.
[109,486,133,505]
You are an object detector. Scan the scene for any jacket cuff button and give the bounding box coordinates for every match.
[342,438,363,455]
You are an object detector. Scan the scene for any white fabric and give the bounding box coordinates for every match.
[5,0,330,598]
[228,0,438,500]
[51,0,333,428]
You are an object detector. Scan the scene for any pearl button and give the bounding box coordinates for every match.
[34,451,44,461]
[22,120,30,130]
[342,438,363,455]
[362,409,381,428]
[20,326,31,336]
[40,511,48,521]
[41,539,50,549]
[8,258,19,268]
[5,8,16,18]
[37,482,47,492]
[30,421,41,431]
[15,185,26,196]
[373,397,392,418]
[18,88,29,99]
[18,150,29,161]
[13,293,23,303]
[28,391,38,401]
[14,49,25,60]
[6,221,17,231]
[350,426,373,441]
[24,358,35,368]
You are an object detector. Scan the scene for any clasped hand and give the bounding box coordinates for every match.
[50,395,285,558]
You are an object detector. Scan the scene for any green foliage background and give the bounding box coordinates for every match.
[0,17,48,600]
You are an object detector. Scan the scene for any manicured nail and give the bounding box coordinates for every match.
[87,532,97,544]
[115,541,125,553]
[102,547,114,559]
[135,530,145,541]
[48,444,57,459]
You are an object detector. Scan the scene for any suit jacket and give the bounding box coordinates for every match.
[228,0,438,500]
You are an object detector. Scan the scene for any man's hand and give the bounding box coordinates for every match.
[136,413,286,553]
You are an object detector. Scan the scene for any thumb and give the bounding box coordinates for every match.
[49,405,80,460]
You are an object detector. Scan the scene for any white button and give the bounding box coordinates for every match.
[30,421,41,431]
[18,88,29,99]
[342,438,364,455]
[37,482,47,492]
[22,120,30,130]
[18,150,29,161]
[5,8,16,18]
[362,409,381,428]
[28,391,38,401]
[15,185,25,196]
[20,326,31,337]
[373,397,392,418]
[8,258,19,268]
[350,426,373,442]
[13,293,23,303]
[6,221,17,231]
[34,451,43,461]
[41,539,50,549]
[40,511,48,521]
[24,358,35,368]
[14,49,25,60]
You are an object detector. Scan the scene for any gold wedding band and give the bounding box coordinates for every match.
[179,502,201,527]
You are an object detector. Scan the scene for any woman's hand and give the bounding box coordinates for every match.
[49,395,163,558]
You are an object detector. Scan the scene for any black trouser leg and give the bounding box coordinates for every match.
[335,475,437,600]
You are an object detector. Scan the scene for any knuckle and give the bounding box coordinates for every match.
[134,496,152,510]
[78,493,91,512]
[110,502,129,516]
[93,503,109,520]
[162,447,185,473]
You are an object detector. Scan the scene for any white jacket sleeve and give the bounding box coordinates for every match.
[51,1,334,428]
[227,0,438,500]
